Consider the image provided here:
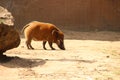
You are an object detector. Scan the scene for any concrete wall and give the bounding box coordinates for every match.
[0,0,120,31]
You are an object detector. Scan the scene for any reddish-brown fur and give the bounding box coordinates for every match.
[22,21,65,50]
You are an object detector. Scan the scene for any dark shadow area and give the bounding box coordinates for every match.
[0,54,96,68]
[0,55,46,68]
[0,54,13,63]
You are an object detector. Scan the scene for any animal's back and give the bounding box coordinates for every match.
[24,21,59,41]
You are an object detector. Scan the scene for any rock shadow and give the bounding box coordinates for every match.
[0,55,46,68]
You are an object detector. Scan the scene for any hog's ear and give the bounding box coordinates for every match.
[52,30,59,38]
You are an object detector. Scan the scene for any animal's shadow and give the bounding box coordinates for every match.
[0,55,46,68]
[45,59,96,63]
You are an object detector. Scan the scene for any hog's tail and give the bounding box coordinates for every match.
[21,24,29,34]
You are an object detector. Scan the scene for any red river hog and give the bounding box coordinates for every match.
[22,21,65,50]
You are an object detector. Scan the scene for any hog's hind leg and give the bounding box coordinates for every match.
[26,39,34,50]
[43,41,47,50]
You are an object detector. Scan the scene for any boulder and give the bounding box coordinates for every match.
[0,6,20,61]
[0,23,20,53]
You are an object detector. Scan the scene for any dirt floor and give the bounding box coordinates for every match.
[0,31,120,80]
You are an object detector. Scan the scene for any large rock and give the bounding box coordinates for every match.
[0,23,20,53]
[0,6,20,54]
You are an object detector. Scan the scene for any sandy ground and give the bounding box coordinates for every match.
[0,31,120,80]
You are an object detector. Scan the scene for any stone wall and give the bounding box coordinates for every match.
[0,0,120,31]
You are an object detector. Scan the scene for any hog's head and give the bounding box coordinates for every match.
[52,30,65,50]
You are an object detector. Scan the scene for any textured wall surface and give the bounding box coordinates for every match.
[0,0,120,31]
